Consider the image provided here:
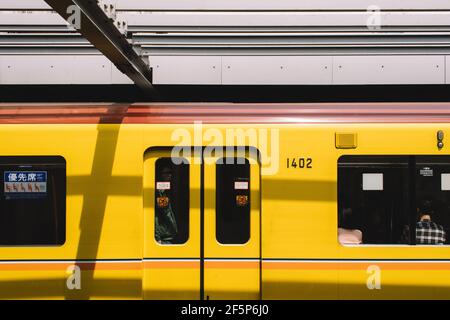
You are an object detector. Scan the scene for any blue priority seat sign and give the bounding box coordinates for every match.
[4,171,47,199]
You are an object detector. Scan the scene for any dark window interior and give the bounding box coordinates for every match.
[338,156,410,244]
[154,157,189,245]
[339,155,450,245]
[0,156,66,246]
[416,156,450,244]
[216,158,250,244]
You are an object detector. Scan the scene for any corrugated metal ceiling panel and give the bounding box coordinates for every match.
[1,0,450,85]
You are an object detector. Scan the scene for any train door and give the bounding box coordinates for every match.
[143,148,261,300]
[203,150,261,300]
[143,149,202,299]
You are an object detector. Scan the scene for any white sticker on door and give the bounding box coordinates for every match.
[156,182,171,190]
[234,181,249,190]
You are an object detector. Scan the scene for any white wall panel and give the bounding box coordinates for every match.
[116,0,450,11]
[1,54,449,85]
[222,56,332,85]
[0,11,67,26]
[4,0,448,12]
[111,66,134,84]
[149,56,221,85]
[0,55,129,84]
[121,11,450,27]
[71,56,112,84]
[1,56,71,84]
[0,0,50,10]
[333,56,445,84]
[4,0,449,12]
[446,56,450,84]
[1,0,450,86]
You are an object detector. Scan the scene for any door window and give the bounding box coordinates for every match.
[154,157,189,245]
[216,158,251,244]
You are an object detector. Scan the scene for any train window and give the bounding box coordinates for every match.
[338,156,410,245]
[415,156,450,245]
[154,157,189,245]
[339,155,450,246]
[0,156,66,246]
[216,158,250,244]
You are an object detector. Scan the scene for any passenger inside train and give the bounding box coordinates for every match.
[338,208,363,245]
[155,166,178,244]
[154,158,190,245]
[338,156,450,246]
[416,201,446,245]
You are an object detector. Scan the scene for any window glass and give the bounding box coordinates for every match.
[0,156,66,245]
[415,156,450,245]
[216,158,250,244]
[338,156,410,245]
[154,157,189,245]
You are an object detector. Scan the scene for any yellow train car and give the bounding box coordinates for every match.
[0,102,449,300]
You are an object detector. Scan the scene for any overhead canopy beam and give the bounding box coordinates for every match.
[43,0,153,92]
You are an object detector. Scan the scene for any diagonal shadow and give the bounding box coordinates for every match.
[68,177,337,201]
[66,104,130,300]
[0,278,141,299]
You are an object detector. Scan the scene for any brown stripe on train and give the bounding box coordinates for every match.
[1,102,450,124]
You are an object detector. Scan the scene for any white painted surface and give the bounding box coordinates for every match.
[363,173,384,191]
[0,11,67,25]
[115,0,450,10]
[1,54,448,85]
[0,0,50,10]
[111,65,134,84]
[446,56,450,84]
[222,56,332,85]
[149,56,221,85]
[333,56,445,84]
[442,174,450,191]
[121,11,450,27]
[0,55,130,84]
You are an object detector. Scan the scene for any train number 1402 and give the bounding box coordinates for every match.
[287,157,313,169]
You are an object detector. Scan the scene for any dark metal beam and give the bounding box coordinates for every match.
[44,0,154,92]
